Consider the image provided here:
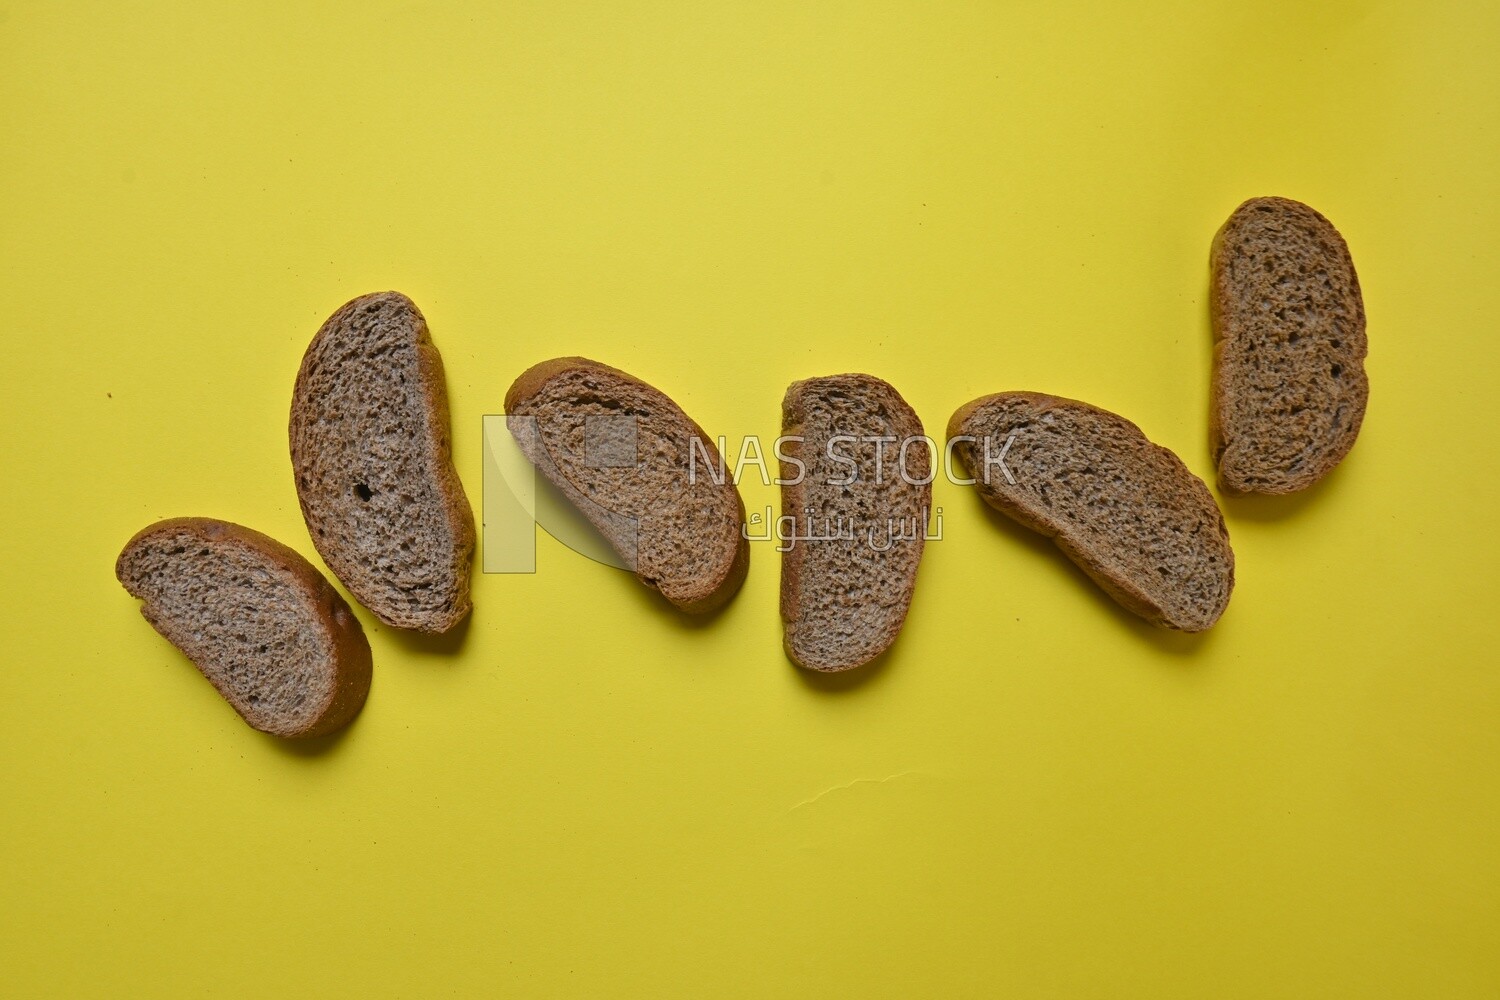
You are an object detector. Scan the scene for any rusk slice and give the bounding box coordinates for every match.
[1211,197,1369,494]
[950,393,1233,631]
[505,357,747,614]
[780,374,930,671]
[291,291,475,632]
[116,518,372,737]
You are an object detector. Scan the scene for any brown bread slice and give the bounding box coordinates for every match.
[1211,196,1369,494]
[949,393,1233,632]
[780,374,930,672]
[504,357,748,614]
[115,518,372,738]
[290,291,475,633]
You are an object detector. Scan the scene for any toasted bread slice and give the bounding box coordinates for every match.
[949,393,1233,632]
[115,518,372,738]
[504,357,748,613]
[1211,197,1369,494]
[780,374,930,672]
[290,291,475,633]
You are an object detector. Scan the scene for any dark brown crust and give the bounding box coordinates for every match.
[411,314,478,621]
[1210,197,1369,495]
[115,517,372,738]
[777,424,807,660]
[948,392,1233,632]
[781,374,930,671]
[290,291,475,633]
[505,356,749,614]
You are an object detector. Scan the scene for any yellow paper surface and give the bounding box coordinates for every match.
[2,1,1497,995]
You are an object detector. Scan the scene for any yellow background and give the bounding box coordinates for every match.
[2,1,1497,996]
